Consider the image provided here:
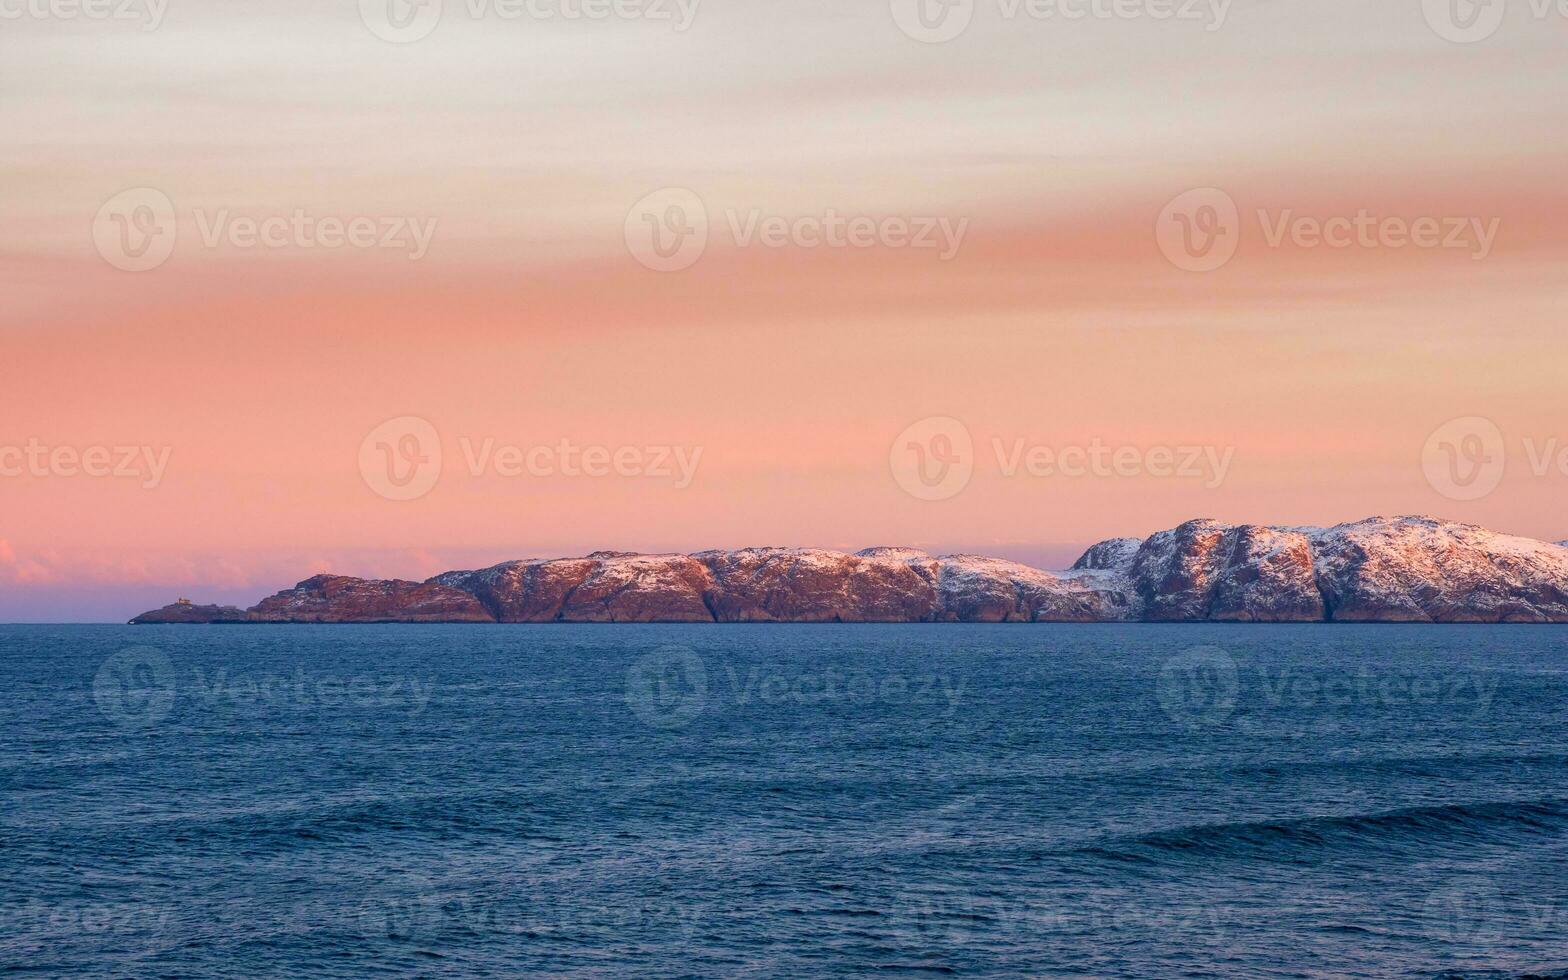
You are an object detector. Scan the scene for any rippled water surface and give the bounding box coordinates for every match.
[3,624,1567,977]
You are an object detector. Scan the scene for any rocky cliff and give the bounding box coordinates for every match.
[130,517,1568,624]
[248,575,494,623]
[129,602,253,624]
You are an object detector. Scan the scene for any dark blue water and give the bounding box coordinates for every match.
[3,625,1567,978]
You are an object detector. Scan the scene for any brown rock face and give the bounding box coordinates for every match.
[198,550,1133,624]
[433,560,598,622]
[560,556,716,622]
[435,556,715,622]
[1070,537,1142,571]
[1313,518,1568,623]
[1123,521,1323,622]
[129,518,1568,624]
[934,557,1133,623]
[1126,520,1231,620]
[699,549,940,622]
[1207,528,1324,622]
[1107,516,1568,623]
[248,575,494,623]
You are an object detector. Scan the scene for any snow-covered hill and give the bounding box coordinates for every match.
[131,517,1568,624]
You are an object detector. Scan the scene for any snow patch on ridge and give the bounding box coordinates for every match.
[1071,537,1144,572]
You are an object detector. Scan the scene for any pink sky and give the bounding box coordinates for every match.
[3,1,1567,619]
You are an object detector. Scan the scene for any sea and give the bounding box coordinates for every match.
[2,624,1566,978]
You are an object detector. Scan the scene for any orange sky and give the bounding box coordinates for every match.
[3,0,1567,619]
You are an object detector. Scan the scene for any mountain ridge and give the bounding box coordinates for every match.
[130,516,1568,625]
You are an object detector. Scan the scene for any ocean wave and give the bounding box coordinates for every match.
[1082,798,1568,865]
[1430,965,1568,972]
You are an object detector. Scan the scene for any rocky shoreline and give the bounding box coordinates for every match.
[130,517,1568,625]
